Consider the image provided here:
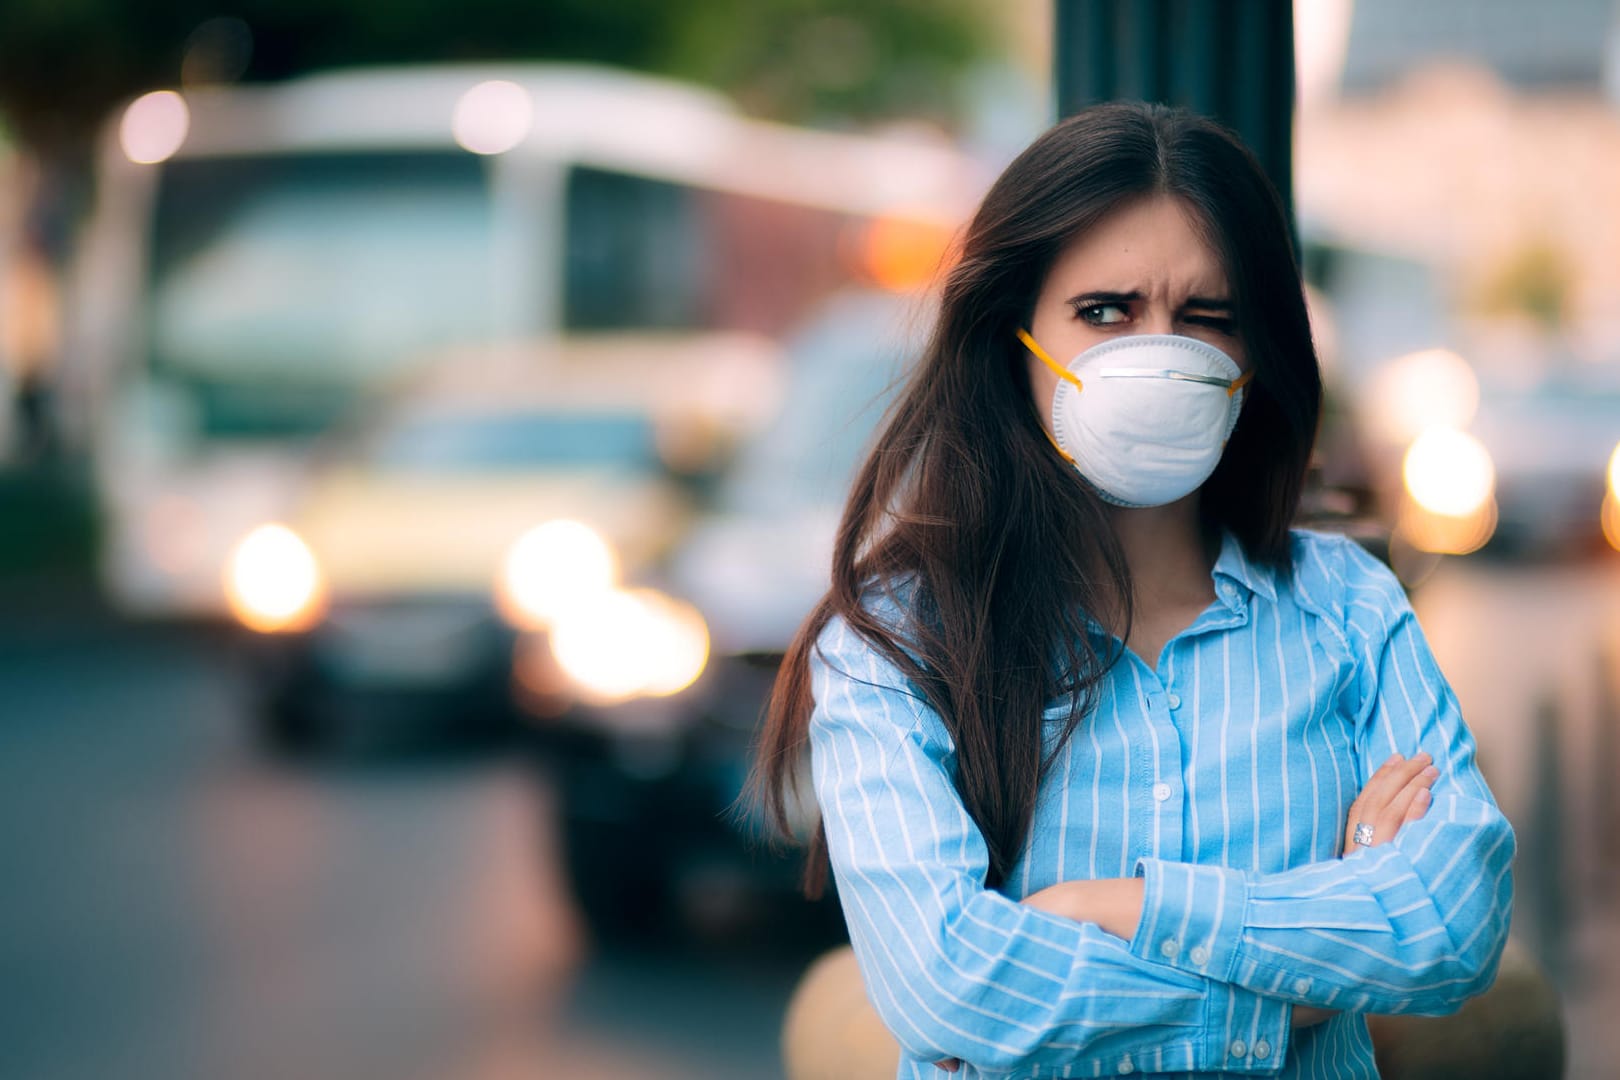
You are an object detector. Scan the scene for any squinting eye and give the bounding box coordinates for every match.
[1077,302,1129,325]
[1186,315,1236,334]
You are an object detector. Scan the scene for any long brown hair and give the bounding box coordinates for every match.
[752,102,1321,897]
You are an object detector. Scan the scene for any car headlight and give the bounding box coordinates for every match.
[1603,442,1620,553]
[496,520,619,631]
[1367,348,1479,445]
[550,587,709,703]
[224,524,324,632]
[1403,427,1495,518]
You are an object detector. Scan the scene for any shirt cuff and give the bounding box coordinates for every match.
[1196,982,1291,1074]
[1130,856,1250,984]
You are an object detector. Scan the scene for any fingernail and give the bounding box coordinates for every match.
[1417,751,1433,763]
[1416,789,1431,802]
[1423,766,1439,779]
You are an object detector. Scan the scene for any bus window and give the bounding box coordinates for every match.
[145,151,496,440]
[562,165,708,332]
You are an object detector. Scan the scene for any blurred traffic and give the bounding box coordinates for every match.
[5,1,1620,1077]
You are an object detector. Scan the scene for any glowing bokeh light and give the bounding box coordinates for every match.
[1403,427,1496,518]
[224,524,324,632]
[857,214,955,291]
[550,587,709,702]
[496,520,617,631]
[120,91,191,164]
[452,80,534,155]
[1396,496,1498,556]
[1367,349,1480,446]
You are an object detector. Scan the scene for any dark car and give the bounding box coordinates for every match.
[538,289,917,940]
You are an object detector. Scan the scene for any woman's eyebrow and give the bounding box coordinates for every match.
[1065,290,1233,310]
[1066,290,1141,305]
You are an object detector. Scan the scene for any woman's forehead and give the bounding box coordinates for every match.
[1045,196,1230,299]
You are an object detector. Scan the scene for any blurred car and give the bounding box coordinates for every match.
[536,289,918,937]
[234,337,777,754]
[1469,373,1620,555]
[1356,349,1620,561]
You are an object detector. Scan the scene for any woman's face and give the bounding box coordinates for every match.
[1025,195,1248,433]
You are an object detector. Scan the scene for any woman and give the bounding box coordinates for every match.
[753,102,1514,1079]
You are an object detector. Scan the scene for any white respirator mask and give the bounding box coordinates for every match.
[1017,329,1253,508]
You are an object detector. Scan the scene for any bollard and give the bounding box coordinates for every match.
[1365,937,1565,1080]
[1525,688,1571,981]
[782,945,899,1080]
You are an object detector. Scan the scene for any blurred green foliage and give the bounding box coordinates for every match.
[0,0,1000,152]
[1474,236,1577,332]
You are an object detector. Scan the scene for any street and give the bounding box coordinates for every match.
[3,552,1619,1079]
[0,614,810,1080]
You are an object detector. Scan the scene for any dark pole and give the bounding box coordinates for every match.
[1053,0,1296,224]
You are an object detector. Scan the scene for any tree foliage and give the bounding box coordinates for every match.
[0,0,1000,152]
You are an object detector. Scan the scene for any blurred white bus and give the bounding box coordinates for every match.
[65,63,978,617]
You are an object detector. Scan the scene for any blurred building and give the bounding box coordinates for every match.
[1340,0,1616,94]
[1298,0,1620,381]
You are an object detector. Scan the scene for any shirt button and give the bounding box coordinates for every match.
[1159,938,1180,959]
[1166,691,1182,709]
[1253,1040,1271,1060]
[1229,1039,1247,1058]
[1153,782,1172,802]
[1189,945,1210,966]
[1119,1055,1134,1074]
[1294,977,1311,995]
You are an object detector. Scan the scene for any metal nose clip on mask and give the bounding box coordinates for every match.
[1017,329,1253,508]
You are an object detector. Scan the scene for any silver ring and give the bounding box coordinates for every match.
[1352,823,1375,847]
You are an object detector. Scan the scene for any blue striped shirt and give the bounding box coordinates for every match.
[808,529,1515,1079]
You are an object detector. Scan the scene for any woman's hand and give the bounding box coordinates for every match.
[1020,877,1145,940]
[1292,1005,1336,1028]
[1342,751,1438,857]
[1287,752,1440,1035]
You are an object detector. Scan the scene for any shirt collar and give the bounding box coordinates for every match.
[1211,531,1277,608]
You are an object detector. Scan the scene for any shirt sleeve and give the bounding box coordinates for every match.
[810,615,1292,1077]
[1128,539,1515,1017]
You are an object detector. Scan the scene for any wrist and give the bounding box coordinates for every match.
[1101,877,1145,940]
[1022,878,1144,940]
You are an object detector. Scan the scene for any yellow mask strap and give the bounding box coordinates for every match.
[1015,329,1078,463]
[1228,370,1255,397]
[1016,328,1083,391]
[1041,424,1076,464]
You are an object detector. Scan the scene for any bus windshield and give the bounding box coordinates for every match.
[145,151,496,440]
[366,409,661,474]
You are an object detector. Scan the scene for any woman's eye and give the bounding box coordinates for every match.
[1077,302,1129,325]
[1185,315,1236,334]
